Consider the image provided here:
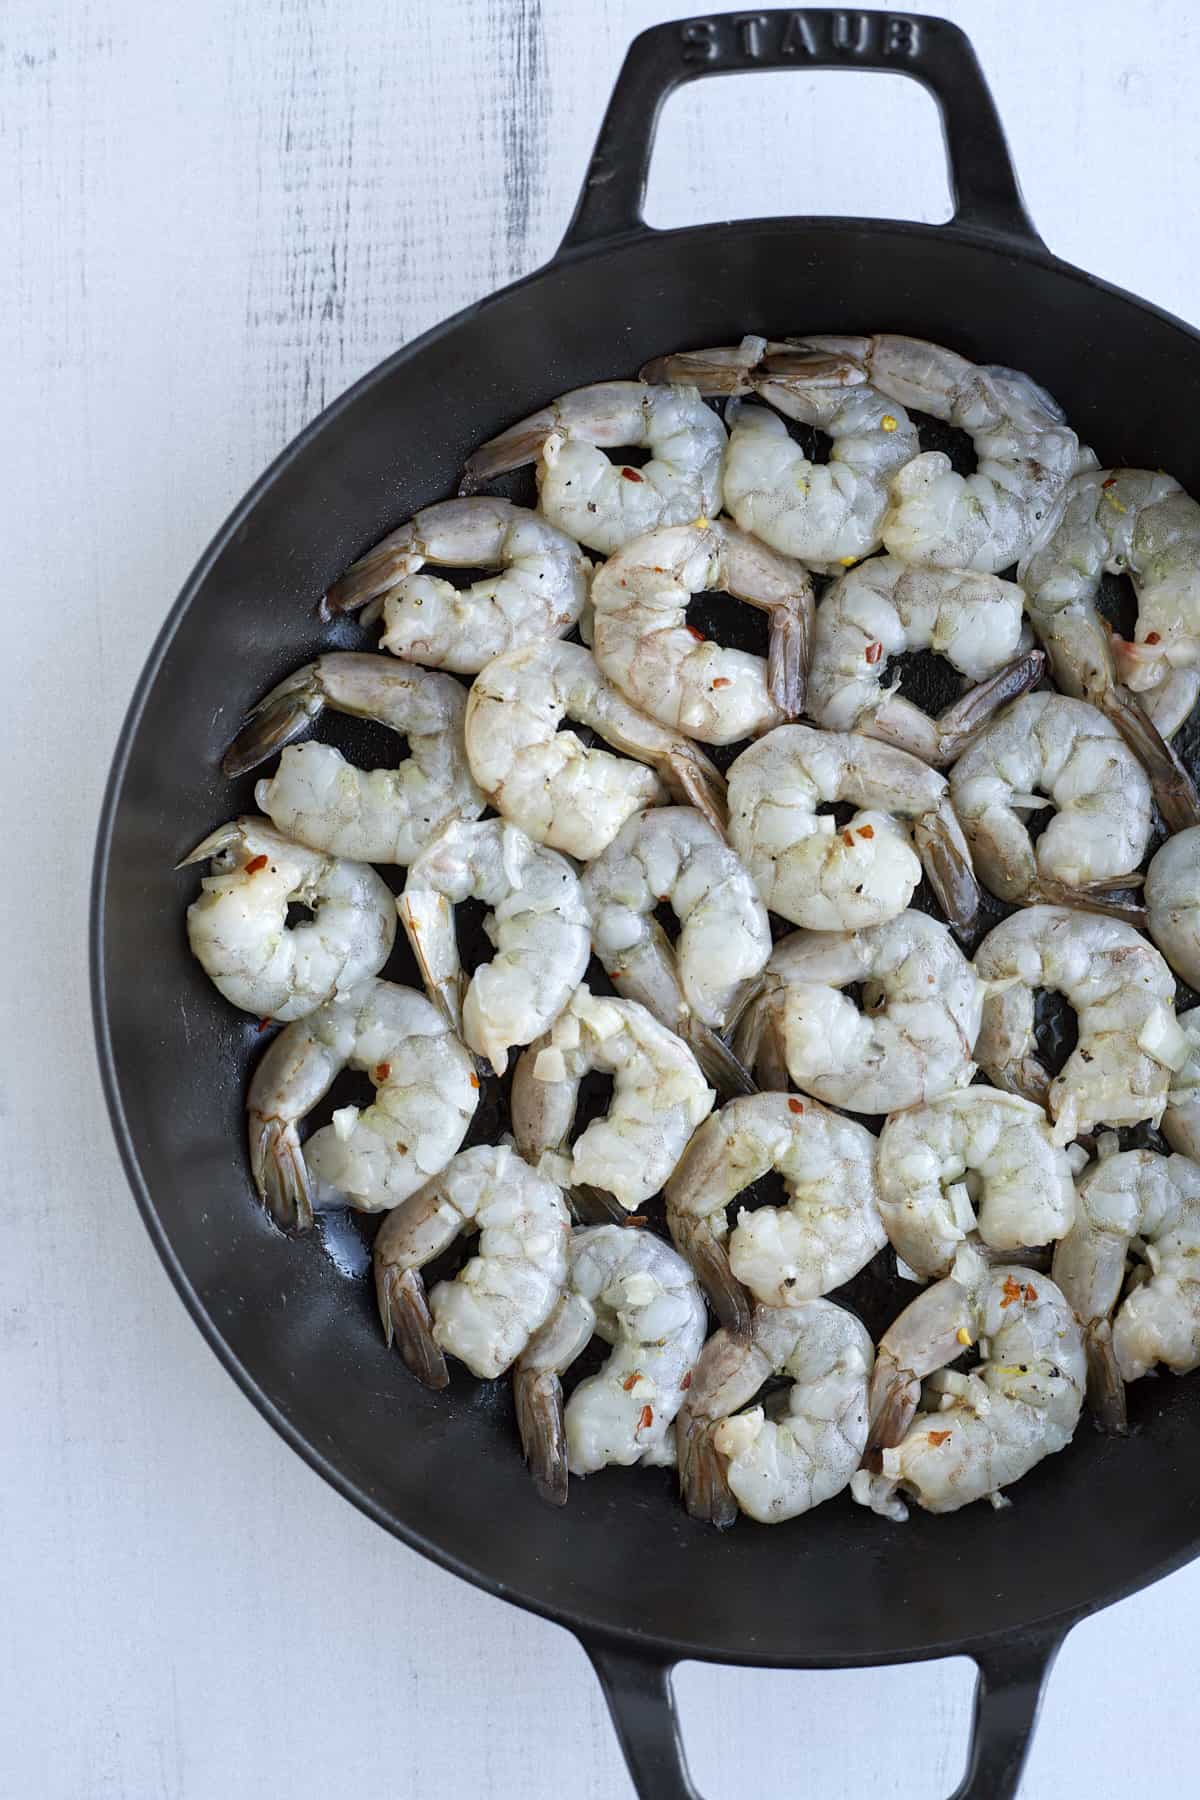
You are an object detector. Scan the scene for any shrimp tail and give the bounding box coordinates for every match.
[458,409,556,492]
[513,1367,569,1506]
[323,529,422,619]
[677,1420,739,1528]
[668,1213,752,1337]
[1101,683,1200,833]
[638,343,760,394]
[249,1115,314,1233]
[913,802,981,937]
[767,596,809,719]
[1085,1322,1128,1433]
[681,1016,758,1100]
[862,1368,921,1470]
[733,989,791,1092]
[568,1184,628,1226]
[932,647,1047,763]
[661,744,728,838]
[376,1265,450,1391]
[176,820,243,868]
[1035,878,1147,928]
[987,1054,1053,1114]
[222,668,325,778]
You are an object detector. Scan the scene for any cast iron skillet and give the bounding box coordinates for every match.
[92,14,1200,1797]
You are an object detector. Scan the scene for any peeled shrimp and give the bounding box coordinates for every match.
[852,1252,1085,1520]
[179,816,394,1020]
[579,806,769,1099]
[514,1224,706,1503]
[735,911,985,1115]
[589,518,812,742]
[245,978,478,1230]
[675,1300,874,1526]
[460,380,726,557]
[949,692,1152,917]
[222,653,484,864]
[1146,825,1200,989]
[1164,1009,1200,1162]
[973,905,1185,1135]
[727,723,979,935]
[398,819,590,1076]
[373,1143,569,1388]
[641,335,920,570]
[509,985,714,1212]
[798,334,1090,573]
[807,554,1042,764]
[321,496,590,672]
[876,1088,1076,1282]
[664,1092,885,1329]
[464,639,726,859]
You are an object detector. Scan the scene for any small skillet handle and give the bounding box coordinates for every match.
[585,1623,1066,1799]
[559,10,1044,254]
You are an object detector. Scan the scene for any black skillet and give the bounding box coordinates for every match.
[92,14,1200,1797]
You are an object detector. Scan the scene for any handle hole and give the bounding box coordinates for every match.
[643,71,952,230]
[673,1655,974,1796]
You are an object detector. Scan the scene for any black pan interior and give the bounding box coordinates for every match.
[95,216,1200,1668]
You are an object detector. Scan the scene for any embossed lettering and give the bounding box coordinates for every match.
[781,11,818,56]
[833,11,869,53]
[884,17,920,56]
[680,19,718,62]
[734,12,768,55]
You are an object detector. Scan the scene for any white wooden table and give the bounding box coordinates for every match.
[6,2,1200,1793]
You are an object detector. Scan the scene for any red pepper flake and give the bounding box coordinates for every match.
[1000,1274,1024,1308]
[623,1215,648,1227]
[610,966,625,980]
[927,1429,952,1447]
[858,824,875,840]
[686,624,705,642]
[620,467,644,483]
[245,854,269,874]
[374,1062,391,1082]
[1102,476,1117,489]
[469,1071,480,1089]
[622,1371,641,1391]
[787,1097,804,1114]
[1145,631,1161,644]
[1024,1282,1038,1303]
[864,641,883,664]
[680,1370,692,1390]
[257,1017,273,1034]
[637,1405,654,1432]
[841,829,855,847]
[712,677,731,689]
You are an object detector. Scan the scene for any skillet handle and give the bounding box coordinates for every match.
[559,10,1044,254]
[584,1623,1067,1799]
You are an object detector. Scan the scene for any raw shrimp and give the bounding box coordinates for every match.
[509,985,714,1212]
[949,692,1152,917]
[463,639,727,859]
[1163,1009,1200,1161]
[1146,825,1200,989]
[675,1300,874,1526]
[807,554,1043,764]
[641,335,920,570]
[852,1253,1085,1520]
[373,1143,569,1388]
[973,905,1185,1135]
[1053,1145,1200,1430]
[796,334,1089,572]
[579,806,769,1099]
[514,1224,706,1503]
[726,723,979,935]
[322,497,591,673]
[245,978,478,1231]
[589,518,812,742]
[398,819,590,1076]
[734,912,985,1115]
[460,380,726,557]
[179,816,395,1020]
[664,1092,885,1329]
[876,1088,1076,1282]
[222,653,484,864]
[1018,468,1200,830]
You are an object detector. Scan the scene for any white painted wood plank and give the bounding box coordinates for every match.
[4,1,1200,1795]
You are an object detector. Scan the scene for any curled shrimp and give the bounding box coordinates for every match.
[1164,1009,1200,1162]
[509,985,715,1212]
[222,653,484,864]
[641,335,920,570]
[589,518,813,741]
[734,912,985,1115]
[579,806,769,1099]
[460,380,727,556]
[664,1092,885,1330]
[463,639,727,859]
[245,978,478,1231]
[876,1088,1076,1282]
[797,333,1090,573]
[852,1252,1085,1520]
[1146,824,1200,989]
[675,1300,874,1526]
[514,1224,706,1504]
[1019,468,1200,830]
[322,497,591,672]
[179,816,395,1020]
[973,905,1185,1136]
[1053,1144,1200,1432]
[727,723,980,935]
[808,554,1043,764]
[949,692,1152,920]
[373,1143,569,1389]
[398,818,590,1077]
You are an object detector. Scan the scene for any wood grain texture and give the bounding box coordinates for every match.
[4,0,1200,1794]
